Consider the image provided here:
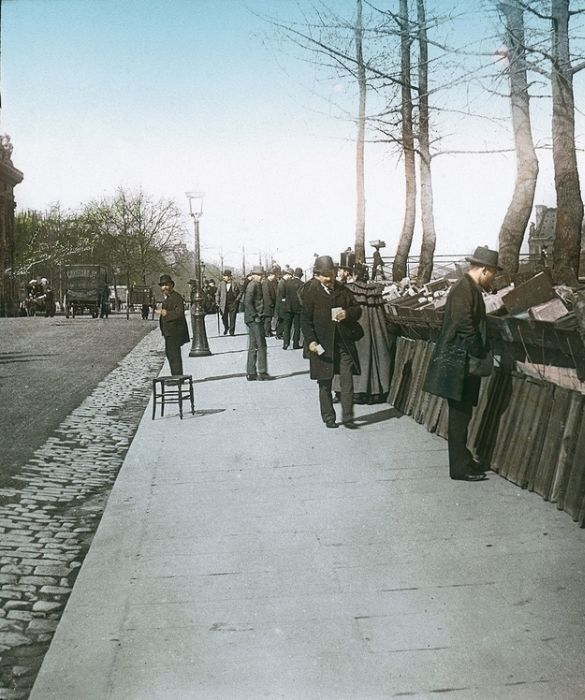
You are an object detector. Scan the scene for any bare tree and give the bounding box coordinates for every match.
[496,1,539,274]
[550,0,583,282]
[355,0,367,263]
[393,0,417,282]
[415,0,436,284]
[85,188,185,292]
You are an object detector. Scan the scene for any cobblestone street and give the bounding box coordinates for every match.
[0,316,157,484]
[0,322,164,698]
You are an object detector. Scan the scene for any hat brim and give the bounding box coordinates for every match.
[465,256,503,271]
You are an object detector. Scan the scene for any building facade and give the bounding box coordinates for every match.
[0,135,24,317]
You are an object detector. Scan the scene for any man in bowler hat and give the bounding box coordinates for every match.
[423,246,501,480]
[282,267,304,349]
[158,274,190,375]
[217,269,241,336]
[244,266,274,381]
[300,255,362,428]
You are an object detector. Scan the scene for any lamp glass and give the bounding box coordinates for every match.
[186,191,204,218]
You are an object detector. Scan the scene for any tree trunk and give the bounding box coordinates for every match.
[354,0,366,264]
[393,0,416,282]
[497,2,539,275]
[550,0,583,283]
[415,0,436,284]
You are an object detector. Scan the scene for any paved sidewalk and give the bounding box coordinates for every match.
[30,318,585,700]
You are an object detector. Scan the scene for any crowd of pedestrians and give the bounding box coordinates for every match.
[157,243,500,483]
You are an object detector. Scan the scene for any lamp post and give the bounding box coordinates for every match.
[186,191,211,357]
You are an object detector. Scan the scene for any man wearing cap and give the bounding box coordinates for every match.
[244,266,274,381]
[423,246,501,481]
[217,270,241,336]
[282,267,304,350]
[158,274,190,376]
[300,255,362,429]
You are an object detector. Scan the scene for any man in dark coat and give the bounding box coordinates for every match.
[274,269,292,340]
[158,273,190,376]
[262,268,278,337]
[244,266,274,381]
[423,246,501,480]
[217,270,241,336]
[300,255,362,429]
[282,267,304,349]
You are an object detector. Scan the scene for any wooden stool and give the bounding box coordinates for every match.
[152,375,195,419]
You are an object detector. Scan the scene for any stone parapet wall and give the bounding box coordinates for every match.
[389,336,585,526]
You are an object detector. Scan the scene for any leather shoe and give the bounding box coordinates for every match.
[246,374,257,381]
[292,345,302,349]
[325,421,338,429]
[342,420,359,430]
[223,330,228,335]
[450,472,488,481]
[257,373,275,381]
[282,344,289,350]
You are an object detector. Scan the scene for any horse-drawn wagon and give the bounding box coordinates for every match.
[64,265,110,318]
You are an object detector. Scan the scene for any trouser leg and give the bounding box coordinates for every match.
[246,323,258,375]
[221,310,229,332]
[339,348,354,422]
[165,336,183,376]
[283,314,292,347]
[264,316,272,336]
[292,313,301,347]
[228,309,237,334]
[253,321,268,373]
[275,316,284,339]
[447,397,474,476]
[317,379,336,424]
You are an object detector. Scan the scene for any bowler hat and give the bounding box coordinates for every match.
[223,269,232,277]
[250,265,264,275]
[294,267,303,278]
[159,274,174,286]
[313,255,336,275]
[465,246,503,271]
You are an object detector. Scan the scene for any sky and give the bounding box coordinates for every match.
[1,0,584,272]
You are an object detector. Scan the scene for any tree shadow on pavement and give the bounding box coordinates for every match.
[355,407,403,426]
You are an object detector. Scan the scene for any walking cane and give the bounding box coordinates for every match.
[216,306,220,336]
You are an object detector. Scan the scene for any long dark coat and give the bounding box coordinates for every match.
[282,276,303,314]
[244,278,264,324]
[300,278,362,380]
[261,277,277,317]
[159,289,190,345]
[423,274,488,404]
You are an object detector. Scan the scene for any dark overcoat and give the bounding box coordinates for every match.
[244,278,264,324]
[261,277,277,317]
[423,274,488,404]
[275,278,286,319]
[300,278,362,380]
[282,277,303,314]
[159,290,190,345]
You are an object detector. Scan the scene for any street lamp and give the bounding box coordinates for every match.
[186,191,211,357]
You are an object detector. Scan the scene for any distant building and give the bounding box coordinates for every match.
[527,204,585,274]
[527,205,556,259]
[0,135,24,317]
